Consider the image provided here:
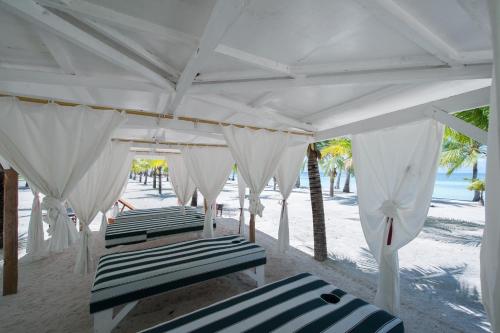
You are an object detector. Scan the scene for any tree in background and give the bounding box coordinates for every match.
[468,179,485,206]
[320,138,351,197]
[440,107,488,202]
[231,164,237,181]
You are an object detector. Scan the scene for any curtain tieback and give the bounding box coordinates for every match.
[41,196,67,224]
[249,194,264,217]
[380,200,400,246]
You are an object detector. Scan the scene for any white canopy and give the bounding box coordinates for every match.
[275,143,308,252]
[166,154,196,212]
[182,147,233,238]
[352,119,444,314]
[0,97,125,252]
[68,141,132,274]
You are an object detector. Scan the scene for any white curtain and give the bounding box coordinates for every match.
[275,144,308,252]
[68,142,132,274]
[27,188,45,255]
[182,147,233,238]
[237,169,246,236]
[166,154,195,213]
[351,119,443,314]
[0,97,125,252]
[482,3,500,329]
[222,126,289,219]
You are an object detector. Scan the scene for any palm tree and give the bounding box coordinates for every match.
[343,159,353,193]
[131,159,142,180]
[467,179,485,206]
[231,164,237,181]
[307,143,327,261]
[320,138,351,197]
[440,107,488,201]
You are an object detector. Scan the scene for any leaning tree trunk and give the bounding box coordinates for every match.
[153,168,157,189]
[343,170,351,193]
[472,162,481,202]
[158,166,162,195]
[191,188,198,207]
[335,169,342,189]
[0,166,4,249]
[144,172,148,185]
[307,144,327,261]
[329,171,335,197]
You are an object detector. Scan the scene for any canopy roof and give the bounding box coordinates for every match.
[0,0,492,152]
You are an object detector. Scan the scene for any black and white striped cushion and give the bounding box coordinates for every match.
[90,235,266,314]
[140,273,404,333]
[105,207,212,248]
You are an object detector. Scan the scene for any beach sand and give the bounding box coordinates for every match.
[0,178,488,332]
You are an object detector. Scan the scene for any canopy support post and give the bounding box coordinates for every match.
[3,168,18,296]
[249,213,256,243]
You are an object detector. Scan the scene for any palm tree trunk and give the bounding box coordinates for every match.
[273,176,277,191]
[144,172,148,185]
[129,171,133,179]
[158,166,162,195]
[307,144,327,261]
[153,169,157,189]
[133,172,136,180]
[295,174,301,188]
[166,171,169,182]
[472,162,480,202]
[335,169,342,189]
[343,170,351,193]
[191,188,198,206]
[329,172,334,197]
[139,172,142,183]
[231,170,236,181]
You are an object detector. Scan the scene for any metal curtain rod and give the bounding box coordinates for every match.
[0,93,314,137]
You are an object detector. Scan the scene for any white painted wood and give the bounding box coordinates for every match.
[192,95,316,131]
[316,87,490,140]
[122,115,224,137]
[303,85,410,123]
[457,0,491,36]
[37,30,96,103]
[0,156,10,169]
[38,0,198,46]
[214,44,296,77]
[155,93,171,114]
[169,0,247,114]
[426,108,488,145]
[356,0,461,66]
[0,68,163,93]
[189,64,492,94]
[92,301,138,333]
[83,19,180,80]
[1,0,173,91]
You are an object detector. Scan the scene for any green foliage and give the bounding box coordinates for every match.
[467,179,485,192]
[319,137,352,174]
[440,107,488,176]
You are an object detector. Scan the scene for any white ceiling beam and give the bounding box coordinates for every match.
[316,87,490,140]
[303,85,411,122]
[426,108,487,145]
[37,30,97,103]
[214,45,296,77]
[82,19,181,80]
[189,64,492,94]
[38,0,198,46]
[169,0,247,115]
[192,95,316,132]
[0,68,164,93]
[1,0,174,91]
[457,0,491,37]
[356,0,461,66]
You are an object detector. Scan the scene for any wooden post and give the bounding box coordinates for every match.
[0,166,4,249]
[3,168,18,295]
[249,213,256,243]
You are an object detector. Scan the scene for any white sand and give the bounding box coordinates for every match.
[0,178,488,332]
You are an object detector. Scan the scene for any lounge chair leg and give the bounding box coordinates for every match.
[93,309,114,333]
[255,265,265,287]
[93,301,138,333]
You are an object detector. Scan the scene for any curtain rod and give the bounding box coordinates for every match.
[0,93,314,137]
[113,138,228,148]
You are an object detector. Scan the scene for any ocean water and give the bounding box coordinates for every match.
[294,171,484,201]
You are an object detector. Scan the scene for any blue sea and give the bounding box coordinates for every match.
[295,171,485,201]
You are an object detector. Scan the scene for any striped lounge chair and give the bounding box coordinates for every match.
[105,206,215,248]
[140,273,404,333]
[91,235,266,333]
